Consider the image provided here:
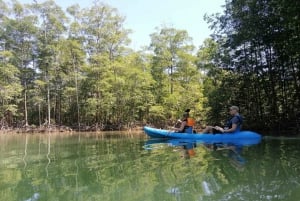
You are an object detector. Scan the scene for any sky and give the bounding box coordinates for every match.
[18,0,225,50]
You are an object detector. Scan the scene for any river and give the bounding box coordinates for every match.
[0,132,299,201]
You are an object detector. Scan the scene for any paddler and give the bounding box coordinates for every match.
[173,109,195,133]
[202,106,243,134]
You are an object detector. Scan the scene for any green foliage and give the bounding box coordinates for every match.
[1,0,298,133]
[148,25,205,124]
[1,0,205,130]
[203,0,300,133]
[0,50,22,116]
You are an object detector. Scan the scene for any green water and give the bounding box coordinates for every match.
[0,133,300,201]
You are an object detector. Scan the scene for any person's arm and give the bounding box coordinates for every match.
[223,124,237,133]
[215,123,237,133]
[174,121,186,132]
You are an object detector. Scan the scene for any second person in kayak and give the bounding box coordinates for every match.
[202,106,243,134]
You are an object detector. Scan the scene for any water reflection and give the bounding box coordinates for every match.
[144,137,257,163]
[24,193,40,201]
[144,137,300,201]
[1,133,300,201]
[144,137,253,174]
[144,138,262,199]
[23,134,28,169]
[204,143,246,170]
[45,134,51,177]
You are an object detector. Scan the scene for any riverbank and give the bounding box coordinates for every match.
[1,124,299,137]
[0,124,145,134]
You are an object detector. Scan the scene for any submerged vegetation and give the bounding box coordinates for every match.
[0,0,299,135]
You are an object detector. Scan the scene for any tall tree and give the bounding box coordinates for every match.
[197,38,229,124]
[57,39,85,128]
[149,26,194,101]
[0,50,22,126]
[149,26,204,121]
[77,1,132,128]
[31,0,68,126]
[4,1,38,127]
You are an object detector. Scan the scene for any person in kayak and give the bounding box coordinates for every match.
[173,109,195,133]
[202,106,243,134]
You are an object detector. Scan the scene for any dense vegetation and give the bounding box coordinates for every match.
[0,0,299,134]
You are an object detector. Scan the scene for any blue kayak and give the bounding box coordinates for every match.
[143,126,262,145]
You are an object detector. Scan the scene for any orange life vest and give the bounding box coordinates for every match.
[186,118,195,127]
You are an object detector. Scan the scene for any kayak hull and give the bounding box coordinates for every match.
[143,126,262,145]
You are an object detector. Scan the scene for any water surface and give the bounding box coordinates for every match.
[0,132,299,201]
